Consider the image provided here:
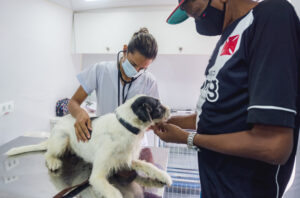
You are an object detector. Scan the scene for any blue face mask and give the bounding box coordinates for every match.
[122,59,138,78]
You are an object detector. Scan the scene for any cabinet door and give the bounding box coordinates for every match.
[74,6,219,55]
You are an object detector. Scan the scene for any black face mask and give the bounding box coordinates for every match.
[195,0,226,36]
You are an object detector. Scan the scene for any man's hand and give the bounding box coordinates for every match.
[74,110,92,142]
[151,122,189,144]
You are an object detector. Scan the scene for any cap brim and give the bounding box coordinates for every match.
[166,1,189,24]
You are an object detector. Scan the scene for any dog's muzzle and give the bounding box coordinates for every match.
[163,105,171,120]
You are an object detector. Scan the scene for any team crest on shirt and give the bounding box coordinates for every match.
[221,35,240,56]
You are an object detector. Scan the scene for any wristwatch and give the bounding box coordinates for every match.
[187,132,200,151]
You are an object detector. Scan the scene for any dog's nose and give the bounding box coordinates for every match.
[161,105,171,117]
[161,105,170,118]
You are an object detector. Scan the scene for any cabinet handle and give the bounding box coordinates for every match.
[179,47,183,53]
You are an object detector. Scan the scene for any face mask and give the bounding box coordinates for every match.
[122,59,138,78]
[195,0,226,36]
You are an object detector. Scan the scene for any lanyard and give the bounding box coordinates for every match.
[122,81,133,104]
[117,51,133,106]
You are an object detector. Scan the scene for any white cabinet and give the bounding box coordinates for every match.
[74,6,219,55]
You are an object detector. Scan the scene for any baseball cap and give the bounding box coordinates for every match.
[166,0,189,24]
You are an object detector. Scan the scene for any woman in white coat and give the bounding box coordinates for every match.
[68,27,159,143]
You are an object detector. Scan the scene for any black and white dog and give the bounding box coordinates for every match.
[6,95,172,198]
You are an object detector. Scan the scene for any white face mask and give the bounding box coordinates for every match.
[122,59,138,78]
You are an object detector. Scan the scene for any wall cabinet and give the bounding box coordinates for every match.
[73,6,219,55]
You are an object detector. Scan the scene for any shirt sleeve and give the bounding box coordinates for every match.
[76,63,105,95]
[145,73,160,99]
[147,81,160,99]
[246,4,299,128]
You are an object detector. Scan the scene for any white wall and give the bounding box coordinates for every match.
[0,0,81,145]
[81,54,209,110]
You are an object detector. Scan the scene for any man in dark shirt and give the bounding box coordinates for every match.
[152,0,300,197]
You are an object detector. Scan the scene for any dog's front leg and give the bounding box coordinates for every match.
[89,153,123,198]
[131,160,172,186]
[134,175,166,188]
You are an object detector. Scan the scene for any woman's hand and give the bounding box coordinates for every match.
[74,110,92,142]
[151,122,189,144]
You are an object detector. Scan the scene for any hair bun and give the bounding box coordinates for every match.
[128,27,157,60]
[133,27,149,36]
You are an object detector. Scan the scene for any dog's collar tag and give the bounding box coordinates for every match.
[115,113,140,135]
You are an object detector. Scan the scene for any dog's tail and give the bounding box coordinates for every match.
[5,141,48,156]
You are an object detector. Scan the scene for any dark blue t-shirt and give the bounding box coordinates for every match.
[196,0,300,197]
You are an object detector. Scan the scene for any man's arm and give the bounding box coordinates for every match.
[68,86,91,142]
[193,124,293,165]
[167,113,197,130]
[152,123,293,165]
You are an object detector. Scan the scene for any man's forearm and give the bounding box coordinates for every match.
[168,113,197,129]
[193,131,268,161]
[192,127,293,165]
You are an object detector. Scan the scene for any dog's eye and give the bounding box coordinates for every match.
[156,107,162,112]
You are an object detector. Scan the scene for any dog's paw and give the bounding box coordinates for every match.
[48,168,62,176]
[155,171,172,186]
[45,156,62,171]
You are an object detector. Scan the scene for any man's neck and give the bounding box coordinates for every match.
[223,0,259,30]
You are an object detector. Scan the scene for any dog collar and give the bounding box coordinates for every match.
[115,113,140,135]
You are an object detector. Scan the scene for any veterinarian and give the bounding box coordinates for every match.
[152,0,300,197]
[68,27,159,142]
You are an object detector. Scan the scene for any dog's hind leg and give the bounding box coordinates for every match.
[45,131,69,171]
[131,159,172,186]
[89,152,123,198]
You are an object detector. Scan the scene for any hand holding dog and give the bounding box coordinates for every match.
[151,122,189,144]
[74,110,92,142]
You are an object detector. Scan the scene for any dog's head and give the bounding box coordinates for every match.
[130,95,170,124]
[116,95,170,129]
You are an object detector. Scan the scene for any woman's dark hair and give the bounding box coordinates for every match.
[127,27,158,60]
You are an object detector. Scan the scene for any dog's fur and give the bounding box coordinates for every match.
[6,95,172,198]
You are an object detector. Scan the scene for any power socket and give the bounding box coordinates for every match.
[0,101,14,117]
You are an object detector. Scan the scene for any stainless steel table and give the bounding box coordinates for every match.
[0,137,169,198]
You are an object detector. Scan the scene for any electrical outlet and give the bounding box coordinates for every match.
[7,101,14,112]
[0,101,14,117]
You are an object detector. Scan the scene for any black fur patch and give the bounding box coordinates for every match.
[131,96,166,122]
